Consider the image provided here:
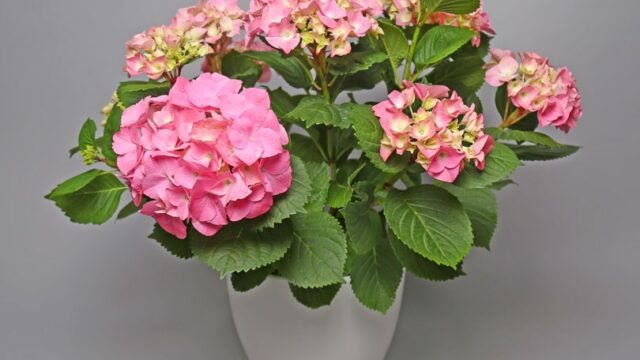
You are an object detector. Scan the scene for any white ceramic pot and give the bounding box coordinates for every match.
[227,275,405,360]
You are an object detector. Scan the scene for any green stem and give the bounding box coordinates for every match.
[309,50,337,181]
[403,25,423,81]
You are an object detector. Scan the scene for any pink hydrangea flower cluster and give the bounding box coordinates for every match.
[245,0,385,56]
[373,81,493,183]
[428,2,495,47]
[485,49,583,132]
[112,73,292,239]
[125,0,245,80]
[385,1,494,47]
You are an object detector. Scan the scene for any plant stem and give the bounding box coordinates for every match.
[310,50,337,181]
[403,25,423,81]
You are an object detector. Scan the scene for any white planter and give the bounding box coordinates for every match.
[227,275,405,360]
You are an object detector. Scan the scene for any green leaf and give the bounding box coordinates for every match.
[116,81,171,107]
[191,223,294,277]
[424,0,480,14]
[269,88,303,119]
[327,182,353,209]
[278,212,348,288]
[428,55,486,93]
[304,162,330,212]
[388,231,464,281]
[510,112,539,131]
[244,51,312,89]
[438,184,497,249]
[498,130,563,148]
[102,105,123,167]
[508,144,580,161]
[290,283,342,309]
[250,156,312,231]
[148,224,193,259]
[289,134,326,163]
[287,96,349,129]
[414,26,476,66]
[231,265,275,292]
[494,84,510,119]
[341,103,408,173]
[221,50,261,87]
[78,118,97,150]
[384,185,473,267]
[116,201,140,220]
[46,169,127,225]
[334,63,386,93]
[350,234,403,314]
[490,179,517,190]
[377,19,409,68]
[455,143,522,189]
[329,51,388,76]
[341,202,383,254]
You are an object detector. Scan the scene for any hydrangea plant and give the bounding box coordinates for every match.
[47,0,583,313]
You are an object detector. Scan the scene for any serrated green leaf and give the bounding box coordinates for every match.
[327,182,353,209]
[102,105,123,167]
[231,265,275,292]
[350,234,403,314]
[342,202,383,254]
[250,156,312,231]
[377,19,409,68]
[287,96,349,129]
[384,185,473,267]
[269,88,303,119]
[329,51,388,76]
[508,144,580,161]
[221,50,261,87]
[388,231,464,281]
[148,224,193,259]
[244,51,312,89]
[78,118,97,150]
[290,283,342,309]
[304,162,330,212]
[341,103,408,173]
[46,170,127,225]
[498,130,562,148]
[191,223,294,277]
[289,134,326,163]
[278,212,348,288]
[438,184,497,249]
[424,0,480,14]
[116,81,171,107]
[414,26,475,66]
[116,201,140,220]
[455,143,522,189]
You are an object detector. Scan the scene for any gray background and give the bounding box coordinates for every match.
[1,0,638,359]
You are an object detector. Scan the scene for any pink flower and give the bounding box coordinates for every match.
[124,0,245,80]
[374,82,493,183]
[265,22,301,54]
[114,73,292,239]
[485,55,519,87]
[246,0,384,56]
[426,146,466,183]
[485,50,583,132]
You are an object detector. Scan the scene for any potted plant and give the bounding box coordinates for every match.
[46,0,583,359]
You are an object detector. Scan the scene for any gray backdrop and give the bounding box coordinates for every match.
[1,0,639,359]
